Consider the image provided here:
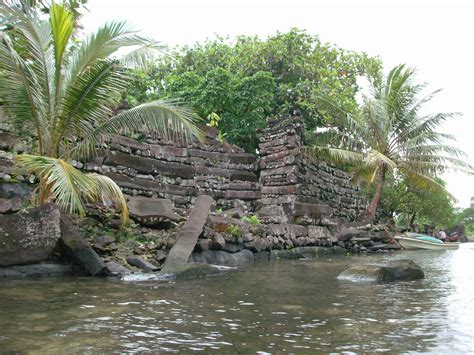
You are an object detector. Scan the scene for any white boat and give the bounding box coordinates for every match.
[395,236,460,250]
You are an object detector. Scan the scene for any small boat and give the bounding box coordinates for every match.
[395,233,460,250]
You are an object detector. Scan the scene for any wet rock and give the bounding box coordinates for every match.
[165,263,223,279]
[126,255,159,272]
[338,259,424,282]
[0,263,74,278]
[58,214,108,276]
[0,204,61,266]
[222,242,243,253]
[189,249,255,267]
[106,261,132,277]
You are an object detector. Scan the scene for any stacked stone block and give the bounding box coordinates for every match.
[80,128,259,211]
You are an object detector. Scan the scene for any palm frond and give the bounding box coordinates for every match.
[58,59,129,152]
[303,145,366,166]
[64,20,162,89]
[87,173,129,224]
[69,99,204,159]
[16,154,95,216]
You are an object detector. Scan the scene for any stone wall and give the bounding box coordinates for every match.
[255,114,366,224]
[0,107,364,220]
[80,128,259,211]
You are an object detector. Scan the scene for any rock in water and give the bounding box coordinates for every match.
[58,214,107,276]
[126,255,159,272]
[338,258,424,282]
[106,261,132,277]
[0,204,61,266]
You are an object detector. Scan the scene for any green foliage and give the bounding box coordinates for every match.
[125,29,381,152]
[383,176,455,228]
[0,2,201,222]
[241,215,261,225]
[225,224,241,239]
[453,207,474,236]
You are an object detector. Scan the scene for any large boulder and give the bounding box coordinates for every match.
[0,204,61,266]
[58,214,107,276]
[127,196,178,227]
[337,259,424,282]
[0,263,74,278]
[164,263,224,279]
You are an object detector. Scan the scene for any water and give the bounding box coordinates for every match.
[1,245,473,354]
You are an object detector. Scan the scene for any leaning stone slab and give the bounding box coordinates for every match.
[162,195,213,272]
[58,214,107,276]
[337,259,424,282]
[0,204,61,266]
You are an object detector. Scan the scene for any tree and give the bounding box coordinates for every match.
[0,1,201,223]
[125,29,381,152]
[304,64,473,221]
[453,207,474,236]
[383,176,455,228]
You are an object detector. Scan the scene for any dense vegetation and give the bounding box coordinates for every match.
[125,29,381,152]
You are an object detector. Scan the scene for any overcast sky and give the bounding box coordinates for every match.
[82,0,474,207]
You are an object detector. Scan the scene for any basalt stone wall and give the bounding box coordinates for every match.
[80,128,259,211]
[297,160,366,221]
[256,114,366,224]
[0,105,363,221]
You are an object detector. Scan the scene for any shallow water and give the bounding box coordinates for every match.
[1,244,473,354]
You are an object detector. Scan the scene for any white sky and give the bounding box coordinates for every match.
[82,0,474,207]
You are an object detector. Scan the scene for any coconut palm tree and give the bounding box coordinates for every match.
[0,2,202,223]
[304,64,473,221]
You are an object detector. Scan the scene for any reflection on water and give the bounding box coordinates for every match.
[1,244,473,353]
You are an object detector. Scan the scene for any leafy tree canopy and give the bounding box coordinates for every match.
[382,176,456,228]
[125,29,382,152]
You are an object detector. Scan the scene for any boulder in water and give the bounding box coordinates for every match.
[338,258,424,282]
[0,204,61,266]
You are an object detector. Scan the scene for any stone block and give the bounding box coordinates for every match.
[127,196,178,227]
[308,226,332,239]
[0,204,61,266]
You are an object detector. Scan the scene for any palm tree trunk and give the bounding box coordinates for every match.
[364,166,387,221]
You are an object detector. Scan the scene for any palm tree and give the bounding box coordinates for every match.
[304,64,473,221]
[0,2,202,223]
